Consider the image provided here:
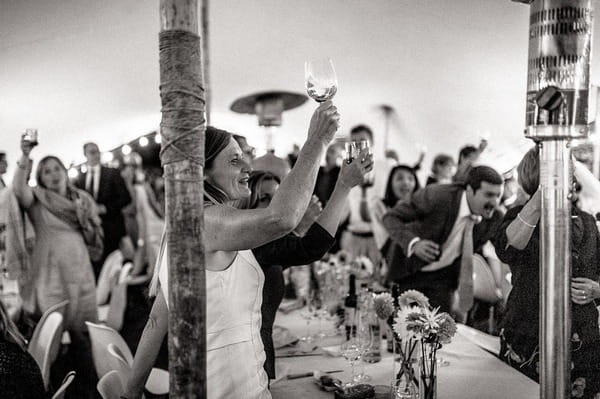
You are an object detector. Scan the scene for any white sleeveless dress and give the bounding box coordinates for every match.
[157,245,271,399]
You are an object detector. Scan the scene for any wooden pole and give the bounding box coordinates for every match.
[201,0,210,124]
[159,0,206,397]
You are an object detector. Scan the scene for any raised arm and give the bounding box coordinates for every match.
[125,289,168,399]
[204,101,339,252]
[316,149,373,236]
[253,150,373,266]
[12,138,34,208]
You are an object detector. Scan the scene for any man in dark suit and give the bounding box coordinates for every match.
[76,142,131,278]
[382,166,504,317]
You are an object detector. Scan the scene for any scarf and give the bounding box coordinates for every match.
[0,187,35,284]
[32,185,104,261]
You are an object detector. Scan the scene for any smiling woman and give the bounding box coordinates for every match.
[11,138,103,397]
[126,101,341,399]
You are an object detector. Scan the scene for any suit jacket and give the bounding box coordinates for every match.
[382,183,503,286]
[76,166,131,244]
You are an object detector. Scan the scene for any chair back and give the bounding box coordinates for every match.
[107,343,132,380]
[28,312,64,390]
[97,370,125,399]
[472,254,502,304]
[30,300,69,350]
[104,263,132,331]
[96,250,124,305]
[51,371,76,399]
[86,321,133,378]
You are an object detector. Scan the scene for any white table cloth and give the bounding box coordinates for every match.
[270,309,539,399]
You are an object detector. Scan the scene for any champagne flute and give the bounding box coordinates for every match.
[305,58,338,103]
[340,338,361,389]
[354,311,374,383]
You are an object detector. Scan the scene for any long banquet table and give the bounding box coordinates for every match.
[270,308,539,399]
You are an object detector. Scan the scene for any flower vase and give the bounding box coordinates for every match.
[393,359,418,399]
[418,343,438,399]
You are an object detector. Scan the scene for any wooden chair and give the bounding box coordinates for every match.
[28,312,64,390]
[29,300,68,348]
[51,371,76,399]
[97,370,125,399]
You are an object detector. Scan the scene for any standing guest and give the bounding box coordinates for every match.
[341,125,386,263]
[453,140,487,183]
[75,142,131,278]
[314,143,343,206]
[13,138,102,398]
[382,166,503,318]
[0,152,7,189]
[125,102,341,399]
[426,154,455,186]
[241,155,371,379]
[0,300,46,399]
[120,152,143,248]
[493,148,600,395]
[370,165,420,284]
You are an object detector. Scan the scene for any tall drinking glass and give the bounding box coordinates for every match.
[305,58,338,103]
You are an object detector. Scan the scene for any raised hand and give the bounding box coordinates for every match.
[307,100,340,146]
[21,135,34,156]
[338,148,374,189]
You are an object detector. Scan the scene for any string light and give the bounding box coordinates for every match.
[139,136,149,147]
[68,168,79,179]
[81,165,88,174]
[122,144,132,155]
[101,152,114,164]
[154,134,161,144]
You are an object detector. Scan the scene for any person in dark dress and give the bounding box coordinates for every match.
[0,300,46,399]
[492,147,600,397]
[240,159,371,379]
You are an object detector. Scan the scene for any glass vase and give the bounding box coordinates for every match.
[418,343,438,399]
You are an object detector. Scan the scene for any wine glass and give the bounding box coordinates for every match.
[354,311,374,383]
[340,337,361,388]
[305,58,338,103]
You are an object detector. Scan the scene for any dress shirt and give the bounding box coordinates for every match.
[85,164,101,200]
[408,192,479,272]
[346,159,393,234]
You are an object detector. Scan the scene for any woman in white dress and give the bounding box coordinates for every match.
[125,101,344,398]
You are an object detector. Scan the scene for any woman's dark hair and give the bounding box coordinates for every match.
[204,126,234,204]
[35,155,68,189]
[383,165,420,208]
[517,146,540,196]
[237,170,281,210]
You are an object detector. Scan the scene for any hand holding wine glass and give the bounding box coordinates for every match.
[305,58,338,103]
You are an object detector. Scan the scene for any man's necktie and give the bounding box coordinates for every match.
[456,215,481,316]
[88,169,96,200]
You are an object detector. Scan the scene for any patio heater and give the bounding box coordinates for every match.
[230,90,308,150]
[513,1,593,398]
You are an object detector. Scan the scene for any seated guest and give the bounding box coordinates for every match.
[126,102,343,399]
[240,158,371,379]
[0,300,46,399]
[370,165,420,283]
[426,154,455,186]
[493,147,600,395]
[13,139,102,398]
[382,166,503,318]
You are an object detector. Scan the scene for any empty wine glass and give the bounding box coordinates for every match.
[340,337,361,388]
[305,58,338,103]
[354,311,374,383]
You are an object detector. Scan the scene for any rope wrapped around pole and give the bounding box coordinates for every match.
[159,0,206,396]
